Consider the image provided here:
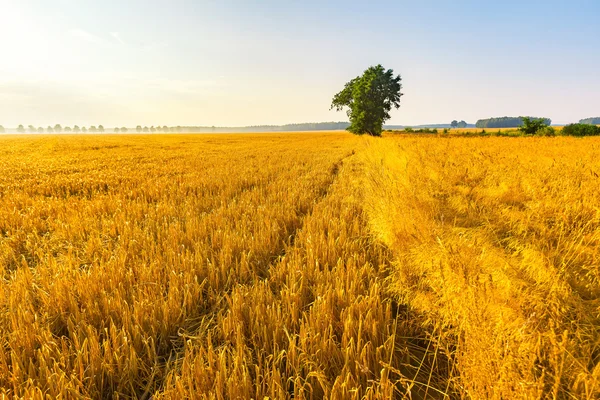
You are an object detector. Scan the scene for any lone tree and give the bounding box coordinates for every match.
[451,120,458,129]
[331,64,403,136]
[519,116,549,135]
[17,125,25,133]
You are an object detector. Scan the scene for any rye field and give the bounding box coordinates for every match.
[0,132,599,399]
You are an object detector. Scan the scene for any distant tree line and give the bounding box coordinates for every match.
[451,120,468,128]
[240,122,350,132]
[2,122,352,134]
[579,117,600,125]
[135,126,178,133]
[131,122,351,133]
[10,124,107,133]
[180,122,350,133]
[476,117,551,128]
[7,119,598,134]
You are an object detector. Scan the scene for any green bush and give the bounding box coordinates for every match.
[519,117,549,135]
[537,126,556,136]
[562,124,600,137]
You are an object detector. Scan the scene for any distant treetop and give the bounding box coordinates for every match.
[580,117,600,125]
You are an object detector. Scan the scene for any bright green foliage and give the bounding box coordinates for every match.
[331,65,403,136]
[519,116,550,135]
[537,126,556,136]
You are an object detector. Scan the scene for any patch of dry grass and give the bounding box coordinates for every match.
[363,135,600,399]
[0,133,446,399]
[3,132,597,399]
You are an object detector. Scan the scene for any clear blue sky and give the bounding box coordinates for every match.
[0,0,598,127]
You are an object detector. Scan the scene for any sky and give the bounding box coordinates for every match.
[0,0,599,127]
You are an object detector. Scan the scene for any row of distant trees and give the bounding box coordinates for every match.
[0,122,352,134]
[13,124,107,133]
[135,126,186,133]
[476,117,552,129]
[0,125,188,133]
[1,118,596,134]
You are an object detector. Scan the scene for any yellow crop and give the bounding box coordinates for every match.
[1,132,598,399]
[363,134,600,399]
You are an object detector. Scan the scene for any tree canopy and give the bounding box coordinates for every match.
[519,117,550,135]
[331,65,403,136]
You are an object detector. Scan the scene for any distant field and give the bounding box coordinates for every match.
[1,133,599,398]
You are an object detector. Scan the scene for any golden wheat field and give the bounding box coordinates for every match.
[1,132,599,399]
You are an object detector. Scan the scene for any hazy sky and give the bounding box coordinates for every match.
[1,0,599,127]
